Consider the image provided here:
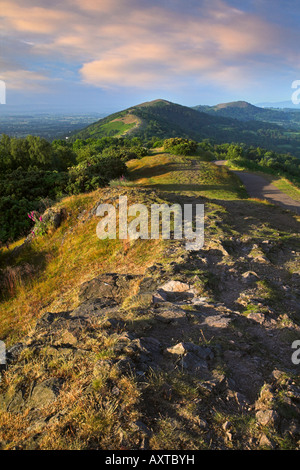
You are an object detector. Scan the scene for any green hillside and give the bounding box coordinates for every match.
[71,99,300,157]
[193,100,300,130]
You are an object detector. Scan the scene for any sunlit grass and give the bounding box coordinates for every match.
[0,188,167,345]
[127,153,246,200]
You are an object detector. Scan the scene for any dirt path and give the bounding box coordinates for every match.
[214,160,300,215]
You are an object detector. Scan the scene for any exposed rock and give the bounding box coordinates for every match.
[247,312,265,324]
[181,353,208,373]
[156,280,196,302]
[202,315,232,328]
[78,273,140,303]
[242,271,259,283]
[130,421,152,437]
[28,378,64,409]
[155,305,187,323]
[159,280,191,293]
[165,342,213,360]
[53,330,78,346]
[164,342,213,375]
[42,207,67,230]
[191,296,209,305]
[259,434,275,449]
[256,409,279,427]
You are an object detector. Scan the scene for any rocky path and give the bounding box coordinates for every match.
[0,186,299,450]
[214,160,300,215]
[1,241,299,449]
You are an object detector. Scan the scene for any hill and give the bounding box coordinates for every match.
[70,99,235,141]
[71,99,300,157]
[0,150,299,450]
[194,101,268,120]
[193,100,300,130]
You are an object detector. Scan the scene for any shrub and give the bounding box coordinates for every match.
[66,154,127,195]
[163,138,198,155]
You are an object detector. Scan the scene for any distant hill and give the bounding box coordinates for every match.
[70,99,300,156]
[71,99,236,141]
[203,101,268,120]
[193,100,300,129]
[69,98,278,143]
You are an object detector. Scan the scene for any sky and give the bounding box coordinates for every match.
[1,0,300,113]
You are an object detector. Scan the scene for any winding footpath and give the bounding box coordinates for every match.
[214,160,300,215]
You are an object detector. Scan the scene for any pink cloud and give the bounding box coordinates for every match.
[0,0,297,93]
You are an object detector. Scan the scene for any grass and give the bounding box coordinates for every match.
[0,187,170,346]
[226,160,300,202]
[127,152,247,200]
[1,149,299,450]
[89,120,136,138]
[267,177,300,202]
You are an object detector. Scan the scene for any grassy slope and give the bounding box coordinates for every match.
[71,99,299,153]
[0,188,169,345]
[1,151,299,450]
[0,151,245,345]
[87,120,136,138]
[127,152,247,200]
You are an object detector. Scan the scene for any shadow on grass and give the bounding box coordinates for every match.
[0,243,51,301]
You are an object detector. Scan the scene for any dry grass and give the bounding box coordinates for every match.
[0,187,167,346]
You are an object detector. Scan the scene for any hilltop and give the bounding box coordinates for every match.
[70,99,234,142]
[193,101,268,120]
[0,150,299,450]
[193,101,300,131]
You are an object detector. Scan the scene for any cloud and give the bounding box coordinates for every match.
[0,0,299,94]
[0,69,49,91]
[77,1,278,90]
[0,1,74,35]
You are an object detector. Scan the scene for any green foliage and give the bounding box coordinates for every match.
[163,138,198,155]
[0,135,128,244]
[218,143,300,186]
[0,197,35,244]
[66,154,127,195]
[70,100,300,158]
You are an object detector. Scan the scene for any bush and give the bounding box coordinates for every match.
[163,138,198,155]
[66,154,127,195]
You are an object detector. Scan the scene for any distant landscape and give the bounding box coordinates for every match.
[2,100,300,155]
[0,112,105,141]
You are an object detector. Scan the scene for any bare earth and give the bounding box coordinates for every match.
[215,160,300,215]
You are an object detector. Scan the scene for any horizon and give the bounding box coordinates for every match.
[1,98,300,117]
[1,0,300,113]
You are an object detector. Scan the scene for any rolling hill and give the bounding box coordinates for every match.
[70,99,238,141]
[70,99,300,156]
[193,100,300,129]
